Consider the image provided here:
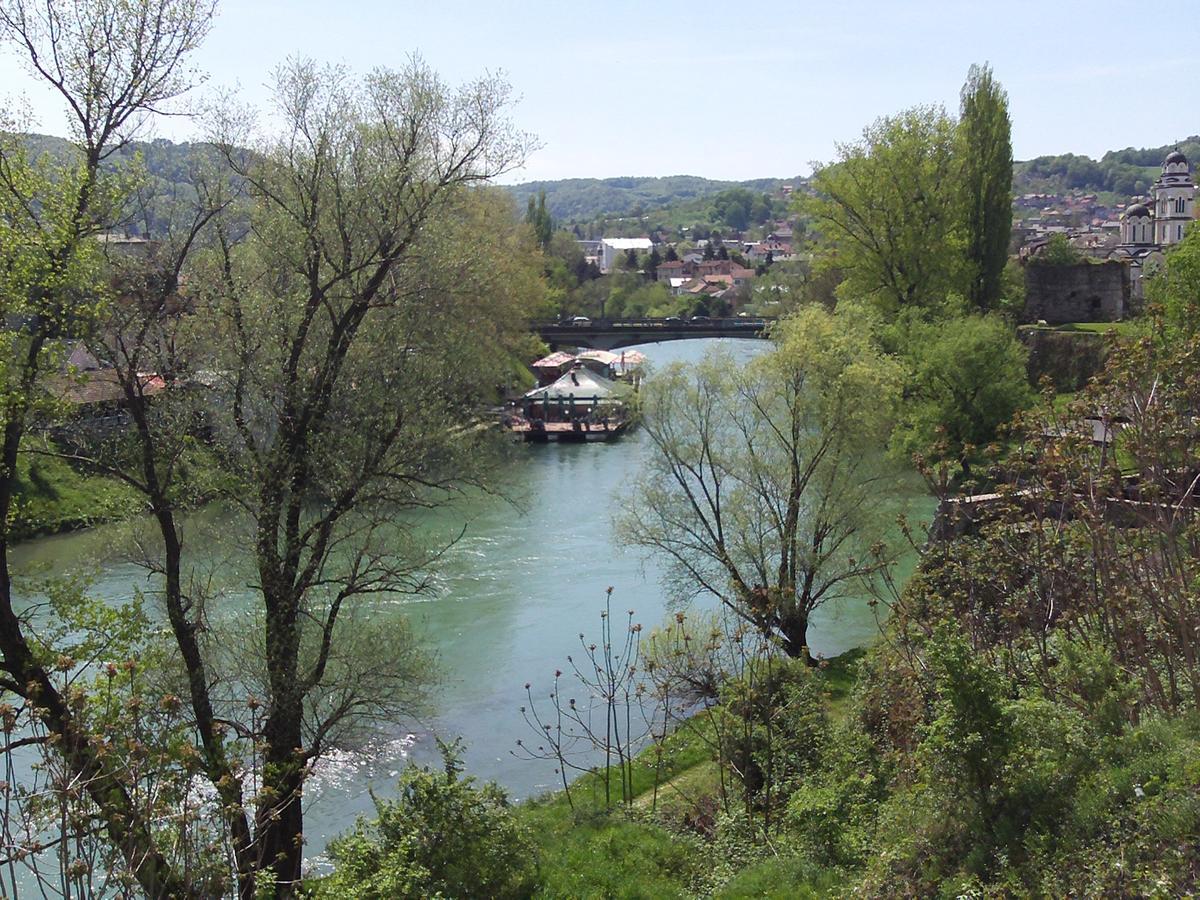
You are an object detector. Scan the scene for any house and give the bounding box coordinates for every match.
[599,238,654,273]
[655,259,687,283]
[746,240,792,263]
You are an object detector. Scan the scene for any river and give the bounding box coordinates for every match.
[9,337,928,867]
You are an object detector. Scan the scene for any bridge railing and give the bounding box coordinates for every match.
[537,316,773,330]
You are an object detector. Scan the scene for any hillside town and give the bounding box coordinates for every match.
[573,149,1195,323]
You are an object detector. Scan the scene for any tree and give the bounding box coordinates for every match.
[665,244,680,262]
[525,189,552,249]
[1033,233,1083,266]
[1147,225,1200,334]
[646,245,661,281]
[891,314,1032,472]
[0,2,217,895]
[622,304,905,660]
[623,246,639,270]
[804,106,965,317]
[197,58,534,894]
[959,64,1013,312]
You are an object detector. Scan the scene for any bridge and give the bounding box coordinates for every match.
[535,317,774,351]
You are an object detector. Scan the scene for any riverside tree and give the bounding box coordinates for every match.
[0,2,218,896]
[1,23,540,899]
[622,305,905,661]
[958,63,1013,312]
[192,58,538,895]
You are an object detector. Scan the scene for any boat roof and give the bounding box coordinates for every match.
[523,365,631,401]
[531,350,578,369]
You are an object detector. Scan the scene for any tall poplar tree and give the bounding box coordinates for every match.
[958,63,1013,312]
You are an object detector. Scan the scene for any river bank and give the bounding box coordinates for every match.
[9,337,932,869]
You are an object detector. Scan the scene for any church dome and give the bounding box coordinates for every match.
[1123,202,1151,219]
[1165,149,1188,167]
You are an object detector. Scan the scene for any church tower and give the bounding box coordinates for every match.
[1153,149,1194,246]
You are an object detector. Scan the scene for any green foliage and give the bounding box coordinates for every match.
[316,741,537,900]
[891,313,1032,468]
[525,190,553,249]
[623,304,906,659]
[1148,225,1200,335]
[506,175,795,225]
[713,854,838,899]
[958,63,1013,311]
[806,105,966,315]
[1015,136,1200,194]
[1032,232,1085,266]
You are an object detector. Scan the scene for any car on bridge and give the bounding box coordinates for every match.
[570,316,592,326]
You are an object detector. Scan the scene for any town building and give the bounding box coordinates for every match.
[598,237,654,273]
[1110,150,1195,300]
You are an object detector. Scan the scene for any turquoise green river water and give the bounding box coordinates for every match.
[9,337,929,868]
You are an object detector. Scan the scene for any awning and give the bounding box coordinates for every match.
[531,351,578,369]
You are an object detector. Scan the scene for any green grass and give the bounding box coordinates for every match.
[10,439,142,540]
[714,855,840,898]
[1022,320,1145,338]
[517,651,863,898]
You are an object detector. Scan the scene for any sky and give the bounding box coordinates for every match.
[0,0,1195,184]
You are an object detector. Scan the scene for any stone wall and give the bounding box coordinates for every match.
[1018,327,1110,394]
[1023,260,1129,324]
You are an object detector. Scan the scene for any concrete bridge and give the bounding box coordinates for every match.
[536,316,774,351]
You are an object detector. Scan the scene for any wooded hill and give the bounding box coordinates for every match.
[1013,135,1200,196]
[504,175,801,224]
[17,132,1200,226]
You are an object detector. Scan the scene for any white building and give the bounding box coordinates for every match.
[599,238,653,273]
[1111,150,1195,299]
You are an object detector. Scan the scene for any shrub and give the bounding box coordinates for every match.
[313,740,536,900]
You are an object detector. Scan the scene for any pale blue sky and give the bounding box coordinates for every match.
[0,0,1194,183]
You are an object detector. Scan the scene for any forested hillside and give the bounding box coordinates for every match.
[1014,135,1200,194]
[19,131,1200,227]
[505,174,800,223]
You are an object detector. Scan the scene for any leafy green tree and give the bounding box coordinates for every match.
[623,246,639,270]
[1033,233,1083,266]
[201,58,534,893]
[958,64,1013,312]
[315,742,537,900]
[0,2,217,895]
[646,245,662,280]
[622,304,905,660]
[525,189,552,249]
[1147,226,1200,334]
[891,314,1031,472]
[805,107,965,316]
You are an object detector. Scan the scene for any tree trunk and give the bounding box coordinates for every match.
[778,609,816,666]
[256,582,306,897]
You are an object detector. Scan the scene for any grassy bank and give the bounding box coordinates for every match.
[516,652,866,899]
[9,437,228,542]
[9,439,143,541]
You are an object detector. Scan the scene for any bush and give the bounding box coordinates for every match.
[313,740,536,900]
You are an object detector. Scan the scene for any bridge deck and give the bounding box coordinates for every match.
[535,317,773,351]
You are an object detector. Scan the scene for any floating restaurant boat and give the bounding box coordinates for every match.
[503,362,636,442]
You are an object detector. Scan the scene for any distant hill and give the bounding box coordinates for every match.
[506,175,803,224]
[1014,136,1200,196]
[15,132,1200,230]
